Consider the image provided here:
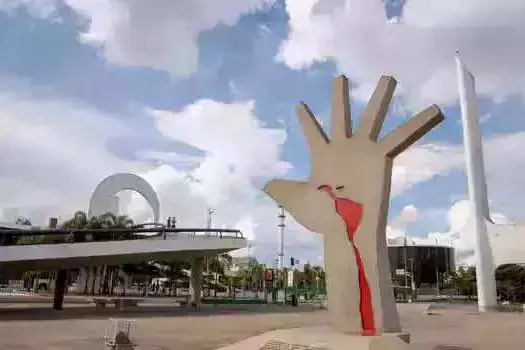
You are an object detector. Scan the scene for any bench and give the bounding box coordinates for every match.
[174,295,191,307]
[93,297,110,309]
[93,297,144,310]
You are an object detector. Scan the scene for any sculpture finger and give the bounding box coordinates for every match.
[379,104,444,158]
[297,102,329,155]
[264,179,310,208]
[264,179,333,235]
[357,76,396,141]
[331,75,353,142]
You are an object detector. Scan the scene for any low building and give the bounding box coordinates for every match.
[225,256,257,276]
[387,236,455,290]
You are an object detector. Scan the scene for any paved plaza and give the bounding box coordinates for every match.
[0,303,522,349]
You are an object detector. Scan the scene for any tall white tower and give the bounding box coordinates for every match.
[455,52,497,311]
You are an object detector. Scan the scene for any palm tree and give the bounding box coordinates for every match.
[60,211,135,295]
[61,211,89,242]
[248,262,265,296]
[200,254,231,296]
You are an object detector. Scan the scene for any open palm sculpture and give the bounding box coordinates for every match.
[264,75,444,336]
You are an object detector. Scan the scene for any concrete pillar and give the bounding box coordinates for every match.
[93,266,102,295]
[190,257,205,307]
[53,269,67,310]
[76,268,87,294]
[86,267,93,294]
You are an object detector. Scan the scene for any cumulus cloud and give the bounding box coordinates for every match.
[146,99,292,206]
[5,0,525,266]
[0,0,60,19]
[392,143,463,196]
[55,0,276,77]
[2,73,523,264]
[398,204,418,223]
[386,204,419,239]
[0,77,144,224]
[386,225,405,239]
[278,0,525,110]
[0,76,298,260]
[408,198,514,266]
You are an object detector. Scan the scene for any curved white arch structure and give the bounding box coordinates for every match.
[88,173,160,223]
[488,223,525,267]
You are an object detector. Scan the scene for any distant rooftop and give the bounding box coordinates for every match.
[0,221,35,231]
[387,236,454,248]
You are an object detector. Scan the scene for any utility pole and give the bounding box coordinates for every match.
[404,236,408,298]
[409,258,415,301]
[205,208,214,297]
[436,267,440,296]
[206,208,214,235]
[277,206,286,270]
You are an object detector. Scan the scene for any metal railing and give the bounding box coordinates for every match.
[0,227,244,246]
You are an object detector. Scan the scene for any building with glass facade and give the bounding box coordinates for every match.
[387,237,455,290]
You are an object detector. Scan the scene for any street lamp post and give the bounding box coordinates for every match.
[404,237,409,299]
[206,208,215,235]
[205,208,215,297]
[408,258,415,301]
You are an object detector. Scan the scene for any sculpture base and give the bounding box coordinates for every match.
[216,326,410,350]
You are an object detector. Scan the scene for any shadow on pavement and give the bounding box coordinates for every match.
[0,304,323,321]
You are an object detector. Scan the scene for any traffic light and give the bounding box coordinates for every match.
[290,257,295,266]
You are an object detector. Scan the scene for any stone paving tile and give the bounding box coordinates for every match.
[0,303,522,349]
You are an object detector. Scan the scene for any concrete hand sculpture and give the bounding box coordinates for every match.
[264,75,444,336]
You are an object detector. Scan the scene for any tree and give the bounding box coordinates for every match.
[450,266,477,298]
[61,211,134,242]
[249,261,265,293]
[58,211,135,295]
[61,211,89,242]
[496,264,525,302]
[15,217,32,226]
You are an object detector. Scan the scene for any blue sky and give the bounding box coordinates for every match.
[1,0,525,265]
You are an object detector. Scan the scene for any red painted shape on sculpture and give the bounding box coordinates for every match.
[318,185,376,336]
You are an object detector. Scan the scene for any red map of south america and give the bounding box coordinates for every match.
[318,185,376,336]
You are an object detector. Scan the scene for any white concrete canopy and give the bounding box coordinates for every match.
[0,234,246,271]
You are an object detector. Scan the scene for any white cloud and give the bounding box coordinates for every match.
[386,225,405,239]
[146,99,292,206]
[2,75,524,265]
[386,129,525,266]
[408,198,514,266]
[0,77,144,224]
[441,199,511,266]
[279,0,525,110]
[56,0,276,77]
[392,143,463,196]
[399,204,418,223]
[0,77,298,262]
[103,98,303,261]
[0,0,59,19]
[386,204,419,239]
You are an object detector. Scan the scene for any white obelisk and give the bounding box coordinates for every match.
[455,52,497,311]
